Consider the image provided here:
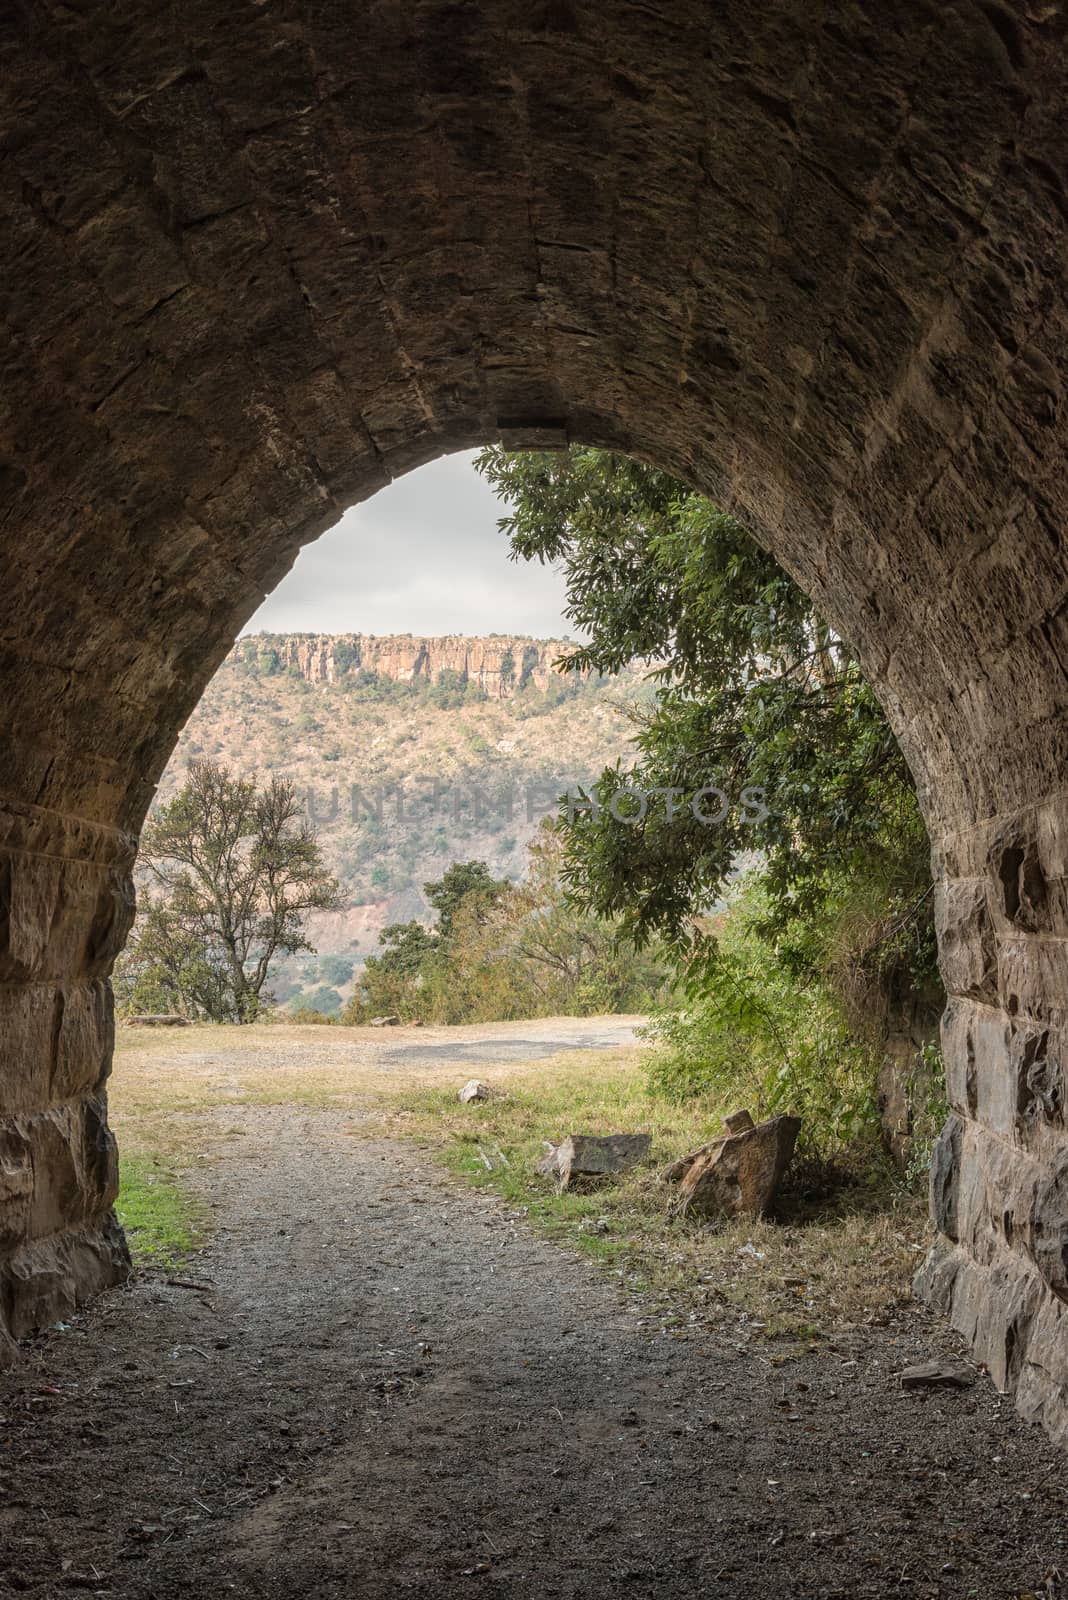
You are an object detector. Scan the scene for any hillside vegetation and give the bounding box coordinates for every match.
[162,633,646,1011]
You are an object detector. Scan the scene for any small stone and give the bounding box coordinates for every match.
[899,1357,977,1390]
[459,1079,493,1103]
[369,1014,401,1027]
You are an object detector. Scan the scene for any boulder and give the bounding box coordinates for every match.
[661,1108,756,1183]
[662,1142,720,1184]
[537,1133,652,1189]
[458,1079,494,1104]
[673,1113,801,1219]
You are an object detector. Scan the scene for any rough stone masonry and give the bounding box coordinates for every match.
[1,1,1068,1442]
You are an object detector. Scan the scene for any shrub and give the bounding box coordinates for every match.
[644,875,881,1157]
[287,1004,339,1026]
[902,1041,950,1187]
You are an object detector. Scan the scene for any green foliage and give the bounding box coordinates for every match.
[113,898,232,1020]
[644,878,880,1156]
[344,839,670,1025]
[350,920,439,1020]
[298,984,343,1017]
[476,444,935,990]
[476,444,941,1157]
[428,668,480,709]
[286,1003,340,1025]
[902,1042,951,1188]
[425,859,506,944]
[318,954,355,988]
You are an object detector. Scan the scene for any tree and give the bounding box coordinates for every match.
[355,921,440,1018]
[113,899,232,1020]
[475,446,935,997]
[301,984,343,1017]
[345,864,508,1022]
[471,825,671,1016]
[424,860,507,946]
[130,761,341,1021]
[319,954,355,988]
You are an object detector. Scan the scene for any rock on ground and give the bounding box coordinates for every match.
[537,1133,652,1188]
[459,1079,494,1103]
[673,1114,801,1220]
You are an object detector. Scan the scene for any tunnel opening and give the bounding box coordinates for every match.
[0,0,1067,1468]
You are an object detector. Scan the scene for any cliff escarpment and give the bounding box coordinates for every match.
[240,633,583,699]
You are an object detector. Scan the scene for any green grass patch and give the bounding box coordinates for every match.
[116,1155,204,1270]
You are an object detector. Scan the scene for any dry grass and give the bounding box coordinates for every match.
[110,1022,931,1346]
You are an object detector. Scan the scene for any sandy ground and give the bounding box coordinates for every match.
[0,1020,1065,1598]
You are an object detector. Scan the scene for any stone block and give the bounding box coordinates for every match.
[674,1115,801,1220]
[1011,1018,1065,1141]
[917,1239,1044,1397]
[986,822,1055,936]
[999,933,1068,1027]
[52,981,114,1102]
[940,997,1013,1132]
[0,985,59,1112]
[0,850,63,979]
[537,1133,652,1187]
[0,1213,129,1347]
[0,849,135,984]
[930,1113,962,1240]
[1031,1150,1068,1304]
[1035,797,1068,884]
[953,1121,1041,1264]
[935,876,997,1001]
[1016,1293,1068,1447]
[0,1124,33,1256]
[21,1095,119,1241]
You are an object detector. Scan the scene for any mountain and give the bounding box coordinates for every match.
[160,633,647,1011]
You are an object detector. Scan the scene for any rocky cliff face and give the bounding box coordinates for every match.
[248,634,583,700]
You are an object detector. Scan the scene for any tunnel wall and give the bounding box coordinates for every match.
[0,804,133,1355]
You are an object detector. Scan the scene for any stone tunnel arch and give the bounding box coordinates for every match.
[1,2,1067,1441]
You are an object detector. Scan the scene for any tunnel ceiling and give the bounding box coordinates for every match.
[0,0,1062,838]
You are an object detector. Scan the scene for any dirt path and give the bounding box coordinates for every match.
[1,1029,1065,1598]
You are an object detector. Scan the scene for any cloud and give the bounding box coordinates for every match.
[245,451,574,639]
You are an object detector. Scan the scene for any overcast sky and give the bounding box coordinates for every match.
[245,450,574,639]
